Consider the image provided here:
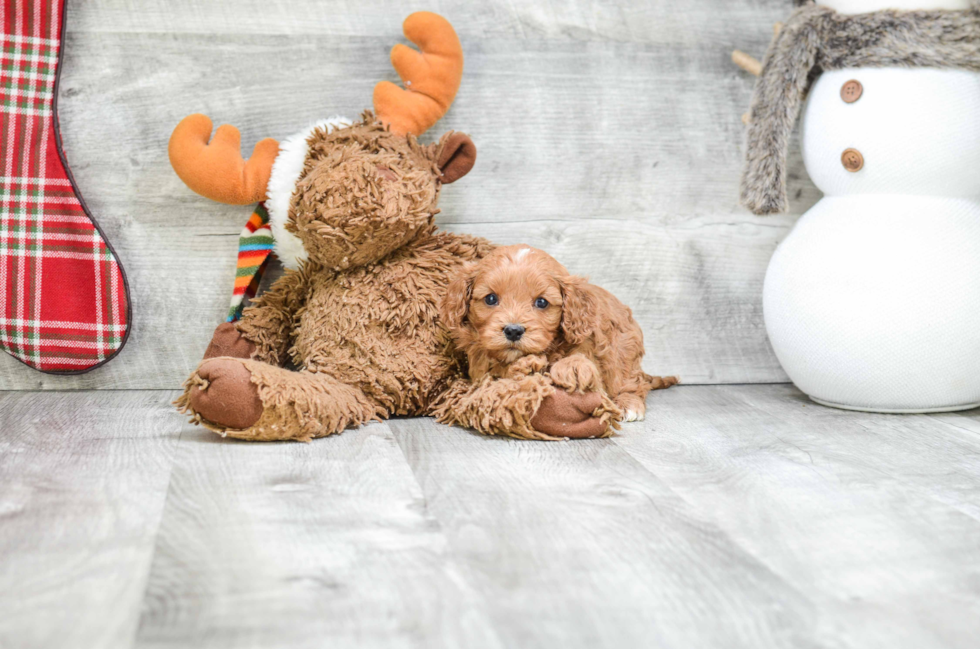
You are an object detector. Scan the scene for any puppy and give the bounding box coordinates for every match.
[440,245,677,422]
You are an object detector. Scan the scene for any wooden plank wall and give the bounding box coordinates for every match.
[0,0,817,389]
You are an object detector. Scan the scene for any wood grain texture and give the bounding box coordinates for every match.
[2,387,980,647]
[0,0,812,389]
[134,421,502,649]
[0,390,183,649]
[614,384,980,649]
[387,414,816,649]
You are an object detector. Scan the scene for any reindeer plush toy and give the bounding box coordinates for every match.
[172,13,619,441]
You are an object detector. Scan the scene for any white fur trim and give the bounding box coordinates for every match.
[266,116,351,270]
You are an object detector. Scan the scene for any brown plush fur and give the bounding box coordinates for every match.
[436,245,678,426]
[741,1,980,214]
[176,115,618,442]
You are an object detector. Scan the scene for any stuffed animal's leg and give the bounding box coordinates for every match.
[432,374,555,440]
[432,373,620,441]
[175,357,383,442]
[203,322,257,360]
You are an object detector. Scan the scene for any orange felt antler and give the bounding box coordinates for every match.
[168,114,280,205]
[373,12,464,137]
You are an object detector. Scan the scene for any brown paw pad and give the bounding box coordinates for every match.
[188,358,263,430]
[530,389,609,439]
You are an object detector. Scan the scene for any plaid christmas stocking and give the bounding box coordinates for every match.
[1,0,130,373]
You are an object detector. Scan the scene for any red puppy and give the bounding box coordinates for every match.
[440,245,677,423]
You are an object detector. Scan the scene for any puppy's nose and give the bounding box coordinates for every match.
[503,324,525,342]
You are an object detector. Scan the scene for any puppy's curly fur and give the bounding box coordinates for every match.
[440,245,677,422]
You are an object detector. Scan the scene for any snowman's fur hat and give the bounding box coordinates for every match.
[741,1,980,215]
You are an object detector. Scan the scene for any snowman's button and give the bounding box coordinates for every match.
[841,148,864,172]
[841,80,863,103]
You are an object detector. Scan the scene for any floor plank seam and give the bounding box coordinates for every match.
[385,420,510,647]
[126,424,185,649]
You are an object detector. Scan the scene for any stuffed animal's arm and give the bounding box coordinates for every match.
[432,374,557,440]
[432,372,620,441]
[235,267,312,366]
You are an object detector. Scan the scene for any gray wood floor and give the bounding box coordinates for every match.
[2,385,979,648]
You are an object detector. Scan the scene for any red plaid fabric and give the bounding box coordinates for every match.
[1,0,129,373]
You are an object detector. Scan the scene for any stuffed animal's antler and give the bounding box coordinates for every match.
[373,12,464,137]
[168,114,280,205]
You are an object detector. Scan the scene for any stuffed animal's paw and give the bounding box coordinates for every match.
[530,389,619,439]
[204,322,256,360]
[548,354,602,393]
[186,358,263,430]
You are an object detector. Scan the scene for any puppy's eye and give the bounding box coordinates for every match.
[484,293,499,306]
[534,297,549,309]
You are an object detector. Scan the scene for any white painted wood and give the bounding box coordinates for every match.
[69,0,795,39]
[0,391,183,649]
[0,0,808,388]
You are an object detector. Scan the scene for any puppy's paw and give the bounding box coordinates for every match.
[505,354,549,379]
[615,393,646,422]
[549,354,602,393]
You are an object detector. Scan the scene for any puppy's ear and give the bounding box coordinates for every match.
[559,275,598,346]
[440,262,477,341]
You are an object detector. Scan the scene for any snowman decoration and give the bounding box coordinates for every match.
[738,0,980,412]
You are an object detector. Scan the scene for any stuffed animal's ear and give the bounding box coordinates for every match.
[436,132,476,183]
[440,262,477,340]
[559,275,598,346]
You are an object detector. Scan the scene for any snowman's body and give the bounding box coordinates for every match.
[763,0,980,412]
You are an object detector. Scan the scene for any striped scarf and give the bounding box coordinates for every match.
[227,203,274,322]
